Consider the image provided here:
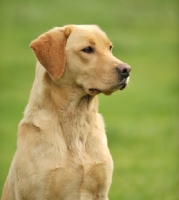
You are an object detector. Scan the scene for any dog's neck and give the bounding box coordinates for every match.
[27,63,98,117]
[22,64,101,152]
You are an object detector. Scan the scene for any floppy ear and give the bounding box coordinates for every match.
[30,26,72,80]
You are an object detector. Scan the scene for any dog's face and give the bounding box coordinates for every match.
[30,25,131,95]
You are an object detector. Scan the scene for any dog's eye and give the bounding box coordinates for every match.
[82,46,94,53]
[109,45,113,51]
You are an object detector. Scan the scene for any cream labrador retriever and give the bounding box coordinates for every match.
[1,25,131,200]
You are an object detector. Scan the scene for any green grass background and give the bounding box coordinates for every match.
[0,0,178,199]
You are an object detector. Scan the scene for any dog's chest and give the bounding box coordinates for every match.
[50,158,112,199]
[60,110,96,150]
[50,144,112,199]
[49,112,113,198]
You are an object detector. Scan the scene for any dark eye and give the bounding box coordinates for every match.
[109,45,113,51]
[82,46,94,53]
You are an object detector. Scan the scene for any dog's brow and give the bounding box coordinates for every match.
[88,39,96,46]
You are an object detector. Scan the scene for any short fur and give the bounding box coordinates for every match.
[1,25,131,200]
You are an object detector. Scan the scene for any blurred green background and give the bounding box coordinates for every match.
[0,0,178,199]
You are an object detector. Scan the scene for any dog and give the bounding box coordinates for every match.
[1,25,131,200]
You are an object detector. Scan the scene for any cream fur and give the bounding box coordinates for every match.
[1,25,130,200]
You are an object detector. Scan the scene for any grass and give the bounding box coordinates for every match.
[0,0,178,199]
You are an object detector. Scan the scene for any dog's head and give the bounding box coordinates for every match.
[30,25,131,96]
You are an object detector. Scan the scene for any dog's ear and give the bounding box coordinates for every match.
[30,26,72,80]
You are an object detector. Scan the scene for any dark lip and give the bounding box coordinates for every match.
[88,88,101,95]
[89,79,128,95]
[118,82,127,90]
[111,79,127,90]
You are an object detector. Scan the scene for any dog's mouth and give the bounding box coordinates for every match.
[88,79,128,96]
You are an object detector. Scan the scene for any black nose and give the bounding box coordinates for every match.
[116,63,131,78]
